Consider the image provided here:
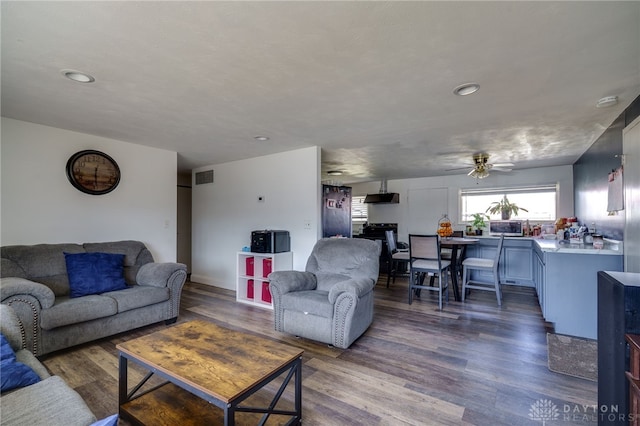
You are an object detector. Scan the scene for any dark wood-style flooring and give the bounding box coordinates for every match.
[41,278,597,425]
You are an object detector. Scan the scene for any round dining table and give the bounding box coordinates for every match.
[439,237,479,301]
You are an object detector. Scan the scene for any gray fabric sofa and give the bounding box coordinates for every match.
[269,238,380,349]
[0,241,187,356]
[0,304,98,425]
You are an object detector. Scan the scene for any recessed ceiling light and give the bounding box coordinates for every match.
[254,136,270,141]
[596,96,618,108]
[453,83,480,96]
[327,170,343,176]
[61,69,95,83]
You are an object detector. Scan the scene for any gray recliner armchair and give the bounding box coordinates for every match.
[269,238,381,349]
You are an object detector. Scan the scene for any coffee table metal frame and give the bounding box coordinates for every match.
[118,338,302,426]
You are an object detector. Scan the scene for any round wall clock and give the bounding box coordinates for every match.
[66,150,121,195]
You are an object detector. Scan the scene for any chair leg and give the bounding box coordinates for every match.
[386,261,392,288]
[408,271,414,304]
[444,270,449,303]
[437,273,443,310]
[495,275,502,306]
[461,266,468,302]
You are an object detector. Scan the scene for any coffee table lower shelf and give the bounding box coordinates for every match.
[120,382,221,425]
[120,382,298,426]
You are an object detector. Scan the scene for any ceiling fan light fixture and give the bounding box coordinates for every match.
[61,69,95,83]
[453,83,480,96]
[596,96,618,108]
[468,168,489,179]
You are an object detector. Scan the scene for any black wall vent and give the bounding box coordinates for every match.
[195,170,214,185]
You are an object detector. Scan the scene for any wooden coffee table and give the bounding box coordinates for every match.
[117,320,304,425]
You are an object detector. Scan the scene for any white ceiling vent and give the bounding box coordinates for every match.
[195,170,214,185]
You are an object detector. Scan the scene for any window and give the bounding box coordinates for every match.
[351,196,368,222]
[460,185,557,222]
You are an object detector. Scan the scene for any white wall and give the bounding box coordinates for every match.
[351,165,574,242]
[191,146,321,290]
[1,118,178,262]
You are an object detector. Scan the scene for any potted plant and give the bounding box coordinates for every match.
[486,195,528,220]
[470,213,489,235]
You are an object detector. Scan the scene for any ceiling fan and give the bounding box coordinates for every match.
[448,153,514,179]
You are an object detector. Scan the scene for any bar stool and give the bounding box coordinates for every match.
[461,234,504,306]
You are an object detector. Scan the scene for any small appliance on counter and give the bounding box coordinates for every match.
[251,230,290,253]
[489,220,524,237]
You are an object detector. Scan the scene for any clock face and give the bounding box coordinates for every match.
[66,150,120,195]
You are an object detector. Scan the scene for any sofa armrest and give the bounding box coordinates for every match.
[1,278,56,356]
[136,262,187,321]
[136,262,187,288]
[0,304,26,351]
[268,271,317,295]
[0,277,55,309]
[328,278,375,304]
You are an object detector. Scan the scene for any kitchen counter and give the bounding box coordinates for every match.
[533,237,623,255]
[464,234,624,339]
[471,234,623,255]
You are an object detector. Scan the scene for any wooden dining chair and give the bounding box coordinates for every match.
[385,230,409,288]
[461,234,505,306]
[408,234,451,310]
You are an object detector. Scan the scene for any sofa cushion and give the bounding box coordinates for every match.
[1,333,40,392]
[103,285,169,313]
[64,252,127,298]
[314,272,351,292]
[281,290,333,318]
[40,295,118,330]
[0,376,97,425]
[84,241,153,285]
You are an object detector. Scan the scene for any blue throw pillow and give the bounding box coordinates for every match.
[0,333,40,392]
[64,252,127,298]
[91,414,119,426]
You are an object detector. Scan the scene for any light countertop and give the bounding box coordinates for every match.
[471,234,624,255]
[534,238,623,255]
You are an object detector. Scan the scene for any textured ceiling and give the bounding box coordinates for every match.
[2,1,639,183]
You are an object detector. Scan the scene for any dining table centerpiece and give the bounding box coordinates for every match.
[437,214,453,238]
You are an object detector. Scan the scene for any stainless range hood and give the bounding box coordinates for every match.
[364,180,399,204]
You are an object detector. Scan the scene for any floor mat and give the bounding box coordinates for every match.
[547,332,597,382]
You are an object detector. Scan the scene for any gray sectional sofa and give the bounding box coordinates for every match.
[0,240,187,356]
[0,304,98,425]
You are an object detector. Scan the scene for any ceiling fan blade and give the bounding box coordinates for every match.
[492,162,515,167]
[467,169,477,176]
[446,166,474,172]
[492,167,513,172]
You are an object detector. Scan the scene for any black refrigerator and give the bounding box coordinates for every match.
[322,185,352,238]
[597,271,640,424]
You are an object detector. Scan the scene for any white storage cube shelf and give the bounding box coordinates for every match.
[236,251,293,309]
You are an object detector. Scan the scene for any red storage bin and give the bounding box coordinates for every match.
[245,257,254,276]
[261,281,272,303]
[263,258,273,278]
[247,279,254,299]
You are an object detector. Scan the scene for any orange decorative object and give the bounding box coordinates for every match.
[437,215,453,238]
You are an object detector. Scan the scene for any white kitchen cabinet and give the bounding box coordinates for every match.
[236,251,293,309]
